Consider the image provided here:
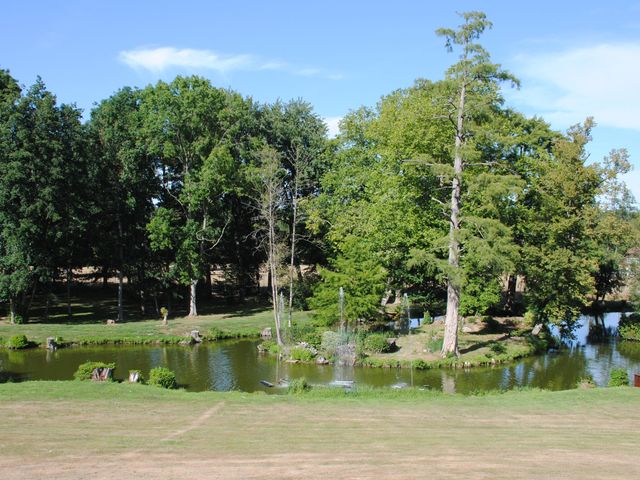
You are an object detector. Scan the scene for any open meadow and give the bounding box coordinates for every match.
[1,382,638,479]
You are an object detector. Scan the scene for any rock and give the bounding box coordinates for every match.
[106,319,116,325]
[285,358,300,364]
[462,325,474,333]
[531,324,543,336]
[190,330,202,343]
[46,337,57,351]
[316,356,329,365]
[261,327,272,339]
[386,338,397,349]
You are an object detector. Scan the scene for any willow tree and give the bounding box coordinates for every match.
[436,12,518,356]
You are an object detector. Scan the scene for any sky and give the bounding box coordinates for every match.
[2,0,639,201]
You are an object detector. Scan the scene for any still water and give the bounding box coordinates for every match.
[1,312,638,394]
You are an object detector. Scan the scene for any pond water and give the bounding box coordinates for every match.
[1,312,638,394]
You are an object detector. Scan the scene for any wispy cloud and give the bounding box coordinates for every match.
[118,46,342,80]
[324,116,342,138]
[508,43,640,131]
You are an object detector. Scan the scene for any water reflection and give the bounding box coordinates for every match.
[1,312,638,394]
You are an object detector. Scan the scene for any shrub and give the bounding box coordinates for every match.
[7,334,30,349]
[320,330,342,358]
[618,313,640,341]
[74,361,116,381]
[489,342,507,354]
[576,376,596,389]
[363,333,391,354]
[608,368,629,387]
[259,339,282,355]
[289,346,314,362]
[148,367,177,389]
[11,315,24,325]
[287,377,310,394]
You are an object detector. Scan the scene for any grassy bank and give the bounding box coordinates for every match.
[360,316,550,369]
[0,307,311,347]
[0,381,638,479]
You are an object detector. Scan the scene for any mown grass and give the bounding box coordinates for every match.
[0,381,638,479]
[0,304,311,347]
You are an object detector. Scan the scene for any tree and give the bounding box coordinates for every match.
[90,87,158,321]
[309,236,387,327]
[434,12,518,356]
[261,100,327,327]
[142,76,238,316]
[251,147,286,345]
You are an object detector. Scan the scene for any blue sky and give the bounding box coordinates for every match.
[2,1,639,200]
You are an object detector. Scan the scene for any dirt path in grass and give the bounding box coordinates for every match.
[159,401,225,442]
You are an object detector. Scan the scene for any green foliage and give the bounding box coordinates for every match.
[74,361,116,381]
[287,377,311,394]
[489,342,507,354]
[289,346,315,362]
[362,333,392,354]
[320,330,349,359]
[576,376,596,389]
[7,334,30,349]
[310,237,387,326]
[608,368,629,387]
[148,367,178,389]
[618,313,640,341]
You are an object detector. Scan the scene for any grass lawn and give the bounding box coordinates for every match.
[0,292,312,346]
[0,381,638,479]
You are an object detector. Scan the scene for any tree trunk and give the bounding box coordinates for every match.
[441,82,465,358]
[66,265,73,320]
[9,297,17,324]
[116,214,125,322]
[288,180,299,329]
[188,278,198,317]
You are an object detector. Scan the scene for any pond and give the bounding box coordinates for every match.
[1,312,638,394]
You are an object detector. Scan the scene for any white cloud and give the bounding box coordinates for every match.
[509,43,640,131]
[118,47,343,80]
[324,116,342,138]
[118,47,253,73]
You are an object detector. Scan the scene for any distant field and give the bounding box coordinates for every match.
[0,382,638,479]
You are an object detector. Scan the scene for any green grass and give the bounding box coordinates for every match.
[0,300,311,347]
[0,381,638,479]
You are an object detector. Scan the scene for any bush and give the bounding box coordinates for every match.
[363,333,391,354]
[608,368,629,387]
[12,315,24,325]
[320,330,342,358]
[74,361,116,381]
[576,376,596,389]
[287,377,310,394]
[148,367,177,389]
[489,342,507,354]
[259,339,282,355]
[289,346,314,362]
[7,334,30,349]
[618,313,640,341]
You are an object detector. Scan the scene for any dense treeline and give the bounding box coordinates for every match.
[0,13,638,351]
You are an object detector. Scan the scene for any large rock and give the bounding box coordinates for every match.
[261,327,272,339]
[531,324,543,336]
